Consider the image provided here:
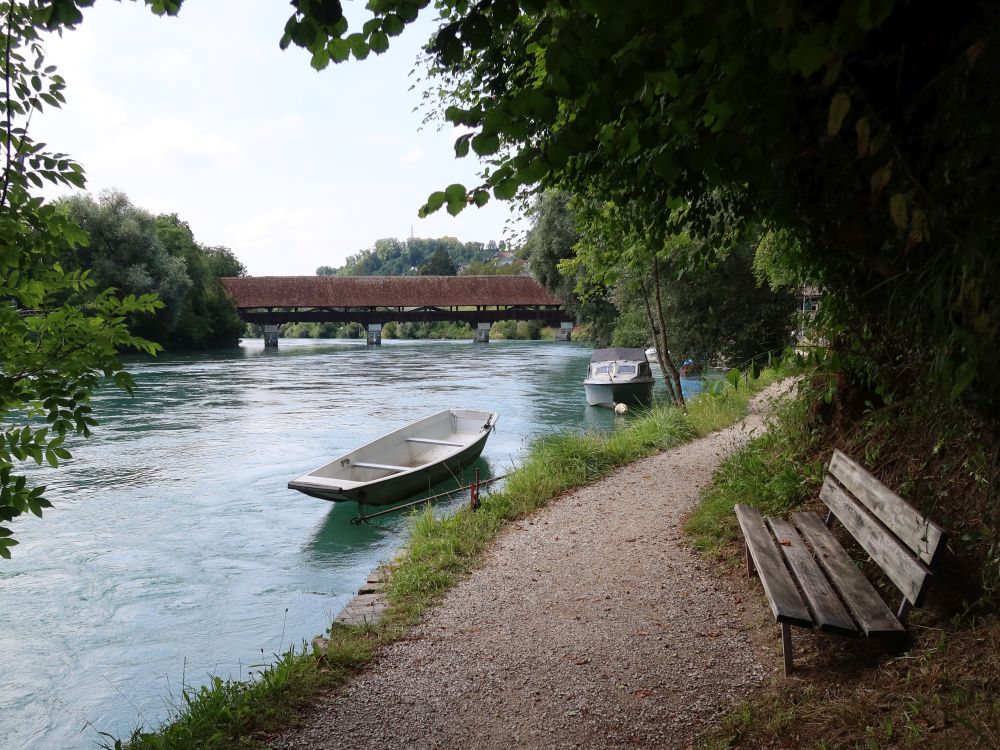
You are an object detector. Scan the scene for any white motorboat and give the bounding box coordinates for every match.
[288,409,498,507]
[584,347,655,407]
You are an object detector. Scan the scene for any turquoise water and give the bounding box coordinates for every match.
[0,339,705,749]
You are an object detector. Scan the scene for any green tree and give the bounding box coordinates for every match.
[659,243,796,367]
[459,258,525,275]
[154,215,245,348]
[523,191,616,345]
[1,2,163,557]
[59,194,244,349]
[418,246,457,275]
[281,1,1000,416]
[325,236,496,276]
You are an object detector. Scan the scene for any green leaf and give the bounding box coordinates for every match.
[382,14,405,37]
[425,191,447,213]
[726,368,741,388]
[889,193,908,230]
[471,132,500,156]
[328,38,351,63]
[492,179,519,200]
[472,190,490,207]
[310,47,330,70]
[826,92,851,137]
[347,33,369,60]
[454,133,472,157]
[368,31,390,54]
[856,117,871,156]
[870,165,892,204]
[444,183,467,203]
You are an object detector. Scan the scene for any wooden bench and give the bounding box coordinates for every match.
[735,449,946,674]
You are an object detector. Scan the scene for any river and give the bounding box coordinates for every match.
[0,338,705,749]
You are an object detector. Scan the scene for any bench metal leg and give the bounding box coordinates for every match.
[781,622,793,675]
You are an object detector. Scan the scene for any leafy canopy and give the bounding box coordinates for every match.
[0,2,166,556]
[281,0,1000,414]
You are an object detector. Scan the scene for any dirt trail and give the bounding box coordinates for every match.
[273,381,792,750]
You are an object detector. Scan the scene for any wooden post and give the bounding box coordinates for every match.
[470,468,480,510]
[781,622,793,675]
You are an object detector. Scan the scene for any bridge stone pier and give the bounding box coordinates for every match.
[555,321,574,341]
[220,276,570,347]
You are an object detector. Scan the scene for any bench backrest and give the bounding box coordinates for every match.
[821,450,946,607]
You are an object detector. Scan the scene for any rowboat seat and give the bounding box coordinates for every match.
[352,461,411,473]
[405,437,464,447]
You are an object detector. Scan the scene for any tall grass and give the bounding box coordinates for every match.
[687,378,1000,750]
[684,384,823,555]
[121,367,788,749]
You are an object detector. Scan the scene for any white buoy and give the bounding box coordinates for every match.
[614,403,628,415]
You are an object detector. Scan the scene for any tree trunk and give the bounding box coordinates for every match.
[638,275,679,405]
[651,256,686,408]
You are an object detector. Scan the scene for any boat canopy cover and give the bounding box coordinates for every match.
[590,347,648,362]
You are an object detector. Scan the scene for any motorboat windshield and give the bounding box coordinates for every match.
[586,348,652,382]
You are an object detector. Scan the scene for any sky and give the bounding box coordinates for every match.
[34,0,525,276]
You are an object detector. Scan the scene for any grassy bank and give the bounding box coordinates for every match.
[685,377,1000,749]
[116,367,787,749]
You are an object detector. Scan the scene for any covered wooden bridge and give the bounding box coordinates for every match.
[220,275,572,345]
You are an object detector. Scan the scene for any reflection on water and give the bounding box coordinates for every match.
[0,338,706,749]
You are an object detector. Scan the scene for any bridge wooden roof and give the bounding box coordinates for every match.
[220,275,564,309]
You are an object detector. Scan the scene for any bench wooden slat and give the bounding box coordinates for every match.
[820,477,932,606]
[793,511,905,635]
[735,504,813,628]
[767,517,858,636]
[829,450,946,565]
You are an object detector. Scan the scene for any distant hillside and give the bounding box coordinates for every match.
[316,236,508,277]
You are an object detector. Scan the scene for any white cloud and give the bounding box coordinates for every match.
[141,48,193,74]
[31,1,531,277]
[225,207,346,276]
[91,118,245,172]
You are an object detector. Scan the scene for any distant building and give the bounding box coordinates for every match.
[494,249,516,266]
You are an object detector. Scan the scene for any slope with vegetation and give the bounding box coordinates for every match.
[316,235,509,277]
[687,370,998,748]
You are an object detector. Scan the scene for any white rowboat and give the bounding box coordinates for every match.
[288,409,498,507]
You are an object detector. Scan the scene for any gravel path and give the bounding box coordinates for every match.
[273,382,792,750]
